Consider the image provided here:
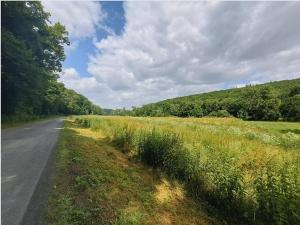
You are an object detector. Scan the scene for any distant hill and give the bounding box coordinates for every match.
[161,78,300,104]
[132,78,300,121]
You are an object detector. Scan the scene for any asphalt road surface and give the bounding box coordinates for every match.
[1,118,63,225]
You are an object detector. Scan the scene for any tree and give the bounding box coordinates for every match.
[1,2,69,116]
[238,86,281,120]
[189,103,204,117]
[175,102,194,117]
[281,88,300,121]
[1,2,101,119]
[129,78,300,121]
[288,86,300,97]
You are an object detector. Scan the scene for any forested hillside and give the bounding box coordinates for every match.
[1,2,102,123]
[132,78,300,121]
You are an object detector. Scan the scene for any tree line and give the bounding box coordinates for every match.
[115,79,300,121]
[1,1,102,122]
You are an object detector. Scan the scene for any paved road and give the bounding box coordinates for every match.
[1,118,63,225]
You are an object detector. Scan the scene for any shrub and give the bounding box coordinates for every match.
[254,161,300,224]
[112,125,135,153]
[208,110,231,117]
[280,95,300,121]
[75,118,90,128]
[138,129,184,172]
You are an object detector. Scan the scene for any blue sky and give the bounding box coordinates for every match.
[63,1,125,77]
[43,1,300,109]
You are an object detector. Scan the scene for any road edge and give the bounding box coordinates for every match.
[20,120,63,225]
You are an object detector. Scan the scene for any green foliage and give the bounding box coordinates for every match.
[1,1,101,121]
[281,88,300,121]
[239,86,281,120]
[175,102,196,117]
[112,125,135,153]
[138,129,185,175]
[131,79,300,121]
[288,86,300,97]
[111,108,133,116]
[208,109,231,117]
[254,161,300,224]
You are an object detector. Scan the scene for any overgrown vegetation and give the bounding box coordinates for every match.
[113,79,300,121]
[76,116,300,225]
[1,2,102,124]
[44,119,218,225]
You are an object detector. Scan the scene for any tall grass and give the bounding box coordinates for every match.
[75,116,300,225]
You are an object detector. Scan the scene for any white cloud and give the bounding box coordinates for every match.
[42,1,104,49]
[60,68,80,80]
[59,2,300,108]
[59,67,111,105]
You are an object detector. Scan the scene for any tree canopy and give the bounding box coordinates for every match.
[1,1,102,120]
[130,78,300,121]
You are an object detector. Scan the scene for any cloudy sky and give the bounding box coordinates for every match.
[42,1,300,109]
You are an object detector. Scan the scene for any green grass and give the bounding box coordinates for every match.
[249,120,300,134]
[73,116,300,225]
[44,119,219,225]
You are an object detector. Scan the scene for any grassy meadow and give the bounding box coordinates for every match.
[44,119,220,225]
[46,116,299,225]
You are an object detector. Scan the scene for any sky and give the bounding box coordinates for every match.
[42,1,300,109]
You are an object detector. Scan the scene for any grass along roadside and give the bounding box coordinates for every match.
[74,116,300,225]
[43,119,221,225]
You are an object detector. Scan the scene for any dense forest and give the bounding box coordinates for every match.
[129,78,300,121]
[1,2,102,123]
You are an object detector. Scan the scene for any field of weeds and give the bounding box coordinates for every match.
[44,119,219,225]
[75,116,300,225]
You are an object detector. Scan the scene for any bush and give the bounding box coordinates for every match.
[138,129,185,175]
[112,125,135,153]
[208,110,231,117]
[280,95,300,121]
[254,161,300,224]
[75,118,90,128]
